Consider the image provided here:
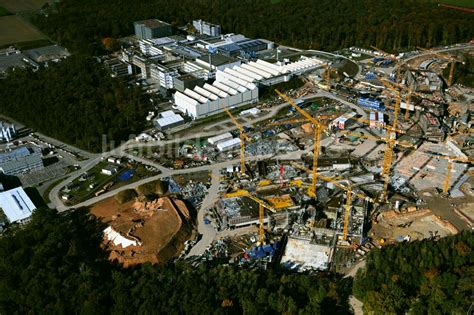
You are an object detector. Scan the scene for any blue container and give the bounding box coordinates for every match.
[118,169,135,181]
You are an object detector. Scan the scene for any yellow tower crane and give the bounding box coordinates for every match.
[275,89,326,198]
[382,78,437,120]
[379,80,402,202]
[223,106,251,176]
[417,47,464,86]
[432,156,474,193]
[291,162,375,240]
[225,190,276,243]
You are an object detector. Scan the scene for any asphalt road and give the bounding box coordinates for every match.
[187,168,220,257]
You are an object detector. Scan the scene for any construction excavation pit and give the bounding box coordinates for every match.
[90,193,196,267]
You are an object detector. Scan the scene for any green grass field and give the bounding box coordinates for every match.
[0,6,11,16]
[438,0,474,8]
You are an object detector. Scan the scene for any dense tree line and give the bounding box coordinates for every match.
[1,207,472,313]
[0,56,149,152]
[0,208,351,314]
[353,231,473,314]
[33,0,473,55]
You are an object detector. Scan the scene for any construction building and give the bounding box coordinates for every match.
[0,147,43,176]
[192,19,221,36]
[369,111,385,129]
[134,19,172,39]
[280,234,334,271]
[420,112,444,142]
[0,187,36,226]
[331,112,357,130]
[216,197,269,229]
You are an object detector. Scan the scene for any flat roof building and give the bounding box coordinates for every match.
[0,187,36,225]
[154,111,185,130]
[0,147,43,176]
[173,74,204,92]
[134,19,172,40]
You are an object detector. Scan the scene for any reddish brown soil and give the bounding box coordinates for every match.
[90,196,194,267]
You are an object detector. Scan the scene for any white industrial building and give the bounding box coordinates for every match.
[154,110,185,130]
[207,132,233,145]
[217,138,241,151]
[174,79,258,120]
[331,112,357,129]
[216,57,323,86]
[0,187,36,225]
[174,57,323,120]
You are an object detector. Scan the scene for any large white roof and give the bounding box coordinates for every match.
[241,63,272,79]
[213,81,238,95]
[194,86,219,100]
[256,59,288,73]
[156,113,184,127]
[233,66,263,81]
[220,79,247,93]
[203,83,228,97]
[184,88,209,104]
[216,138,241,151]
[207,132,233,145]
[0,187,36,223]
[249,61,281,76]
[224,68,255,83]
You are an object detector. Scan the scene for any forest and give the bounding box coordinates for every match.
[33,0,474,55]
[353,231,473,314]
[0,56,149,152]
[0,207,472,313]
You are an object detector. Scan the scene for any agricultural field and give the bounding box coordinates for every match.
[438,0,474,8]
[0,15,46,46]
[0,0,49,13]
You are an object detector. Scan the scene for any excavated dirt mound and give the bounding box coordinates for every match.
[90,196,195,267]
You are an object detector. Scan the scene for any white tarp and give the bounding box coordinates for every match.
[104,226,140,248]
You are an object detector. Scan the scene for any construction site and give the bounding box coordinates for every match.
[94,25,473,273]
[163,44,473,273]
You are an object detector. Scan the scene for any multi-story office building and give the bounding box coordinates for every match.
[150,63,179,89]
